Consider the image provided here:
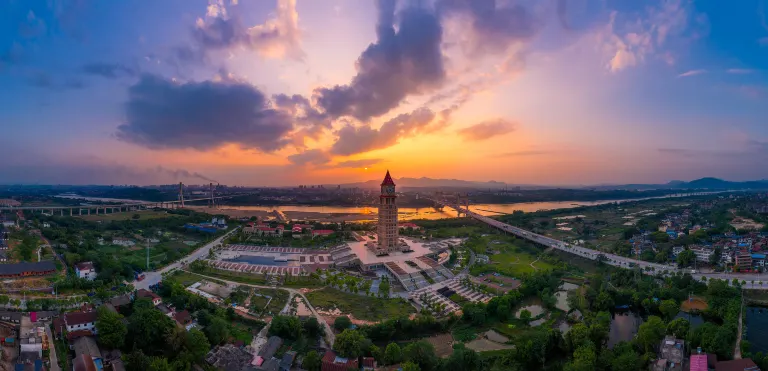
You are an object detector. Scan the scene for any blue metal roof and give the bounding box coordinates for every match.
[752,254,766,259]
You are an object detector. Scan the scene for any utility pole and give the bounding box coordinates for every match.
[146,240,150,270]
[178,182,185,208]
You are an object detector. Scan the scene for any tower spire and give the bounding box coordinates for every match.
[381,170,395,186]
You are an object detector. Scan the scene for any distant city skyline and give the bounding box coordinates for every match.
[1,0,767,186]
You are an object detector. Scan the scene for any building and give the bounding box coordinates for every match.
[312,230,335,238]
[258,336,283,360]
[157,304,175,318]
[714,358,760,371]
[109,294,132,310]
[321,350,376,371]
[174,310,192,327]
[690,354,708,371]
[72,336,102,370]
[0,251,7,262]
[376,171,400,253]
[279,351,297,371]
[0,261,56,278]
[75,262,96,280]
[737,251,753,271]
[752,254,766,268]
[398,222,421,230]
[0,199,21,207]
[63,311,98,333]
[475,254,490,264]
[658,336,685,370]
[112,237,135,247]
[205,344,253,370]
[137,289,162,306]
[690,247,713,263]
[0,214,15,228]
[0,311,22,323]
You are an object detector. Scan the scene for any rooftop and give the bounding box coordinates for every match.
[64,311,98,326]
[347,238,461,267]
[0,261,56,275]
[75,262,94,270]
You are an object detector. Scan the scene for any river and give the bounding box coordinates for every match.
[55,192,717,221]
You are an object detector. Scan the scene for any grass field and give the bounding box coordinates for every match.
[466,235,554,277]
[305,287,415,321]
[77,210,181,222]
[166,270,226,287]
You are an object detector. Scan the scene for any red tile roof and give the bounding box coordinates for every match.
[380,170,395,186]
[715,359,759,371]
[137,289,160,302]
[67,330,94,341]
[174,310,192,325]
[63,311,97,326]
[321,350,375,371]
[690,355,707,371]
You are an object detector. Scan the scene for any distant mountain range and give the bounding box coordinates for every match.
[337,177,768,191]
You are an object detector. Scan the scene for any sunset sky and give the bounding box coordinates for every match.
[1,0,767,186]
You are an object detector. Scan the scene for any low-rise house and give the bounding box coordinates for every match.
[312,230,335,238]
[258,336,283,360]
[0,261,56,278]
[0,251,7,262]
[321,350,376,371]
[205,344,253,370]
[714,358,760,371]
[75,261,97,280]
[72,336,102,370]
[752,254,766,268]
[174,310,192,327]
[279,351,297,371]
[0,311,22,324]
[398,222,421,230]
[112,237,135,247]
[137,289,162,306]
[657,336,685,370]
[157,304,175,318]
[63,311,98,333]
[109,294,132,310]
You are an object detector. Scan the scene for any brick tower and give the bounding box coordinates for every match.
[377,170,399,252]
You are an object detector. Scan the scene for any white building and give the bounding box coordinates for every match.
[75,261,96,280]
[689,247,713,263]
[63,311,98,333]
[112,237,136,247]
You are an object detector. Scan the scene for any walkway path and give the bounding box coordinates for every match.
[45,324,61,371]
[529,257,541,271]
[734,294,744,359]
[181,270,335,346]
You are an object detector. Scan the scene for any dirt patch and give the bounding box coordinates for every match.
[294,296,312,316]
[424,333,454,358]
[465,338,515,352]
[681,296,709,312]
[197,282,233,299]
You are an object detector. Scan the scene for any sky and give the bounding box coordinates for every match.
[1,0,767,187]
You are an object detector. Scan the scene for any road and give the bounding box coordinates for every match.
[181,270,336,347]
[431,200,768,287]
[132,227,240,291]
[45,324,61,371]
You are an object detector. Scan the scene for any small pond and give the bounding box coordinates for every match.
[607,311,643,349]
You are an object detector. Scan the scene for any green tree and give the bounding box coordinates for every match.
[302,350,321,371]
[128,305,175,354]
[519,309,532,322]
[95,306,127,349]
[666,318,690,339]
[334,329,366,358]
[403,340,438,371]
[611,348,641,371]
[677,249,695,268]
[402,361,421,371]
[124,350,151,371]
[379,278,390,298]
[203,317,230,345]
[659,299,679,321]
[185,329,211,361]
[334,316,352,332]
[148,357,173,371]
[595,291,614,311]
[384,343,403,365]
[442,346,481,371]
[565,343,597,371]
[636,316,665,353]
[303,317,325,340]
[269,315,303,340]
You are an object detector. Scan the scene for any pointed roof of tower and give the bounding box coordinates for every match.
[381,170,396,186]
